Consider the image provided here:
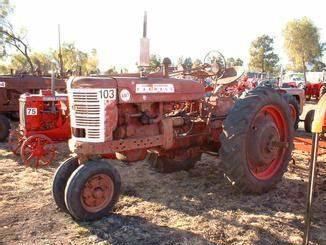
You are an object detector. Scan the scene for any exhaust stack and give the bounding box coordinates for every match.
[139,11,150,67]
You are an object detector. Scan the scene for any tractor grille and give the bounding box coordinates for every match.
[69,89,105,142]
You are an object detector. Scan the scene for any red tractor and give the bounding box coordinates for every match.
[304,82,325,101]
[9,89,71,167]
[51,51,294,221]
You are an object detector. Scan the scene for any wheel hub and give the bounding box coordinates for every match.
[246,105,289,180]
[81,174,114,213]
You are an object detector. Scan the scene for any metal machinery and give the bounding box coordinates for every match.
[0,75,66,141]
[303,93,326,245]
[51,13,294,221]
[9,89,71,167]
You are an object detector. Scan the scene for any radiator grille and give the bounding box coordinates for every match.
[69,89,105,142]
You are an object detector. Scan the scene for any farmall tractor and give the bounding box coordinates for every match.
[9,88,71,167]
[51,51,294,221]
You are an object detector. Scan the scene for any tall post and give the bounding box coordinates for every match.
[58,24,64,77]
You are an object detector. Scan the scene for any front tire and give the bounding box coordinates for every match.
[304,110,315,133]
[64,160,121,221]
[283,94,300,130]
[52,157,79,212]
[220,87,294,193]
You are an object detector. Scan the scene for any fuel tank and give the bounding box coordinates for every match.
[69,76,205,103]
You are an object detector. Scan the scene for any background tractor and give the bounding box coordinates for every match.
[9,87,71,167]
[0,75,66,142]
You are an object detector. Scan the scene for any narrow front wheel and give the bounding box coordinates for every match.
[64,160,121,221]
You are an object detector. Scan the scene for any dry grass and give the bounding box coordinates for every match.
[0,103,325,244]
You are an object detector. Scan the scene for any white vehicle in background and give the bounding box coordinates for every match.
[281,73,305,88]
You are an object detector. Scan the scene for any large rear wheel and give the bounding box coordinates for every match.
[220,87,294,193]
[0,114,10,142]
[64,160,121,221]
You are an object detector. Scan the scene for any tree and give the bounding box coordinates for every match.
[182,57,193,70]
[192,58,202,68]
[249,35,279,74]
[227,57,244,67]
[148,54,161,72]
[0,1,35,73]
[283,17,322,81]
[52,43,99,75]
[104,66,118,75]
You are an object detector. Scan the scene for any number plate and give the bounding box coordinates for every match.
[98,89,116,100]
[26,108,37,115]
[0,81,5,87]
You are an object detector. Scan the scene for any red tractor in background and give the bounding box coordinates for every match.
[9,89,71,167]
[0,75,66,141]
[305,82,326,101]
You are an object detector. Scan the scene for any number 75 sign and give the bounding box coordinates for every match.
[26,108,38,115]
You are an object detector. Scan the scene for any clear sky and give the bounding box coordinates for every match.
[11,0,326,72]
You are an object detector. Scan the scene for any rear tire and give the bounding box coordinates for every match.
[0,114,10,142]
[304,110,315,133]
[64,160,121,221]
[283,94,300,130]
[52,157,79,213]
[220,87,294,193]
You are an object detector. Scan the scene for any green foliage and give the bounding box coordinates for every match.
[149,54,161,72]
[283,17,321,76]
[52,43,99,75]
[192,59,202,68]
[0,43,100,75]
[104,66,118,75]
[227,57,243,67]
[249,35,279,73]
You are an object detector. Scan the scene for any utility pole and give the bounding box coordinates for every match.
[58,24,64,77]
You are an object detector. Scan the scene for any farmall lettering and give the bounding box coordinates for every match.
[135,84,175,93]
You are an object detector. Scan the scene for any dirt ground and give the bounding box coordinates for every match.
[0,103,325,245]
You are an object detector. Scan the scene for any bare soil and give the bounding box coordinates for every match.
[0,103,325,245]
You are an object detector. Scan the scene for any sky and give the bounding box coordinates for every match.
[10,0,326,72]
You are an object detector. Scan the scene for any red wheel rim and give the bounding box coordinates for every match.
[246,105,289,180]
[289,104,297,123]
[80,174,114,213]
[9,130,24,155]
[21,135,56,167]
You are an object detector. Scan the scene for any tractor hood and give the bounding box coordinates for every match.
[68,76,205,103]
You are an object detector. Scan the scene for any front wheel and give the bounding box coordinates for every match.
[220,87,294,193]
[64,160,121,221]
[304,110,315,133]
[52,157,79,212]
[20,134,56,167]
[283,94,300,130]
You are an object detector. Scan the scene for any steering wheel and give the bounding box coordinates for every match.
[203,50,226,80]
